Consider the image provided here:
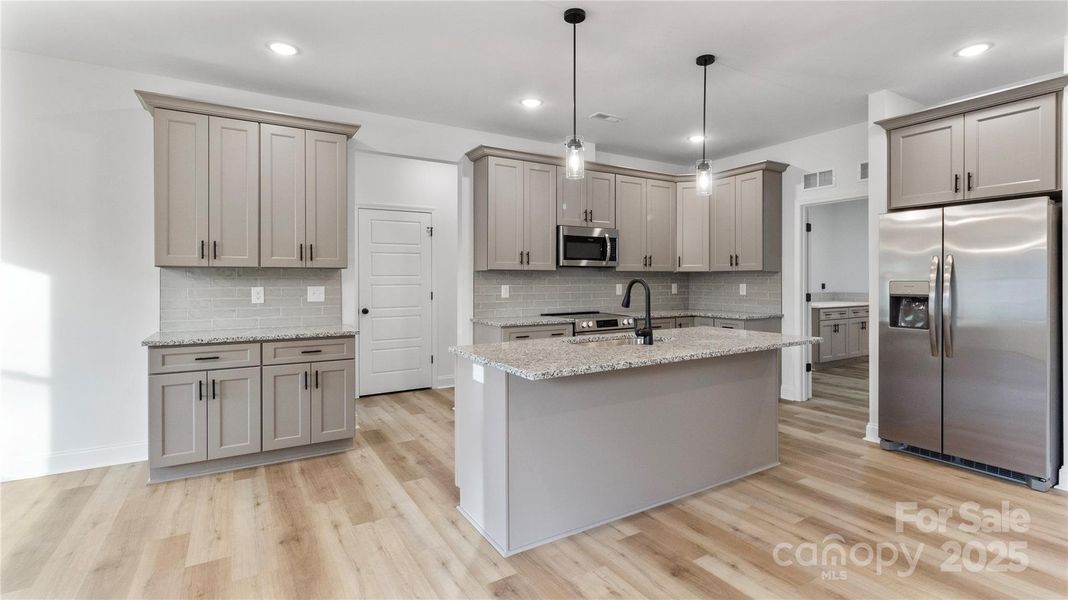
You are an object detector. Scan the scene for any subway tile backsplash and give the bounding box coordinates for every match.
[160,268,342,332]
[473,269,783,318]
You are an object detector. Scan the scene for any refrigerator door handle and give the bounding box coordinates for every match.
[942,254,954,358]
[928,255,940,357]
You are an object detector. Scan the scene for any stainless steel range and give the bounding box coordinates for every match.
[541,311,635,335]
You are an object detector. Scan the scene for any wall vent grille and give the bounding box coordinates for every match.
[803,169,835,190]
[588,112,624,123]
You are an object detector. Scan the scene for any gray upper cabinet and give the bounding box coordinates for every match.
[154,109,209,267]
[310,359,356,443]
[883,84,1061,209]
[645,180,676,272]
[206,366,261,460]
[260,124,307,267]
[305,130,348,267]
[615,175,647,271]
[734,171,764,271]
[140,92,357,269]
[262,362,312,451]
[964,93,1057,200]
[709,177,735,272]
[557,170,615,227]
[149,371,207,467]
[676,182,709,271]
[889,115,964,209]
[475,157,557,271]
[208,117,259,267]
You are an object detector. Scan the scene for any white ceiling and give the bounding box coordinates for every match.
[3,1,1064,164]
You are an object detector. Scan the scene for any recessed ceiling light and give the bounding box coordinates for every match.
[521,98,543,109]
[268,42,299,56]
[687,134,706,143]
[955,43,992,57]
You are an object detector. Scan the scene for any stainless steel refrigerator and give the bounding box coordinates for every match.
[879,196,1061,491]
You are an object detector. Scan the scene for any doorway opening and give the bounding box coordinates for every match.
[801,197,870,404]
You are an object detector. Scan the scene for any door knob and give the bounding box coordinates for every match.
[361,308,369,314]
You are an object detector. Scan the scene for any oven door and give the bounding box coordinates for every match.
[558,226,618,267]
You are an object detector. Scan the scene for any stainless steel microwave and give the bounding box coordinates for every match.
[557,226,618,267]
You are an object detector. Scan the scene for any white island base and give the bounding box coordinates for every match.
[454,350,781,557]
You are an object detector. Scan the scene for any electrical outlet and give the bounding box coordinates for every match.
[307,286,325,302]
[501,285,510,299]
[671,283,678,295]
[739,283,747,296]
[251,287,264,304]
[616,283,623,296]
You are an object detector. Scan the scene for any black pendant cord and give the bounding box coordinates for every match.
[572,21,577,139]
[701,63,707,162]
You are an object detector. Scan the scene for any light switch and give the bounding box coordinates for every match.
[251,287,264,304]
[739,283,747,296]
[501,285,510,299]
[616,283,623,296]
[671,283,678,295]
[307,286,325,302]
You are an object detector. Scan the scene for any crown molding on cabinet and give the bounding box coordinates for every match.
[875,75,1067,131]
[464,145,787,182]
[134,90,361,138]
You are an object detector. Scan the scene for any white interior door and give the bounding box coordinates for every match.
[358,208,433,395]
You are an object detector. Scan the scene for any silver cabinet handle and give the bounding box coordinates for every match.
[943,254,954,358]
[928,255,940,357]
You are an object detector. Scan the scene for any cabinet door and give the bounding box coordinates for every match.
[734,171,763,271]
[305,130,348,268]
[260,124,307,267]
[847,320,868,357]
[207,366,261,460]
[615,175,647,271]
[149,371,206,467]
[645,180,676,271]
[523,162,557,270]
[709,177,736,271]
[817,322,837,362]
[964,93,1057,200]
[154,109,209,267]
[311,360,356,443]
[556,168,586,226]
[586,171,616,228]
[676,182,709,271]
[262,363,311,451]
[824,321,849,360]
[208,117,259,267]
[486,157,525,269]
[889,115,964,209]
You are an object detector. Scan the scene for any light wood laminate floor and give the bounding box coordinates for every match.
[3,360,1067,598]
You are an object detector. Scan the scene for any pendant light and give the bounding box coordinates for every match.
[563,8,586,179]
[695,54,716,196]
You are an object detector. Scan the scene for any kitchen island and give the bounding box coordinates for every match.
[450,326,819,556]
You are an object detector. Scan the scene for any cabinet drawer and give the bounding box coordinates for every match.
[149,343,260,375]
[505,325,572,341]
[848,307,869,318]
[262,337,356,365]
[819,308,851,320]
[649,318,675,330]
[714,318,745,330]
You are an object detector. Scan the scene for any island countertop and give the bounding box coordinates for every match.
[450,326,819,380]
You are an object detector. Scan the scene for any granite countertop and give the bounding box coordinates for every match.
[143,324,358,347]
[473,309,783,328]
[810,301,869,309]
[450,326,819,380]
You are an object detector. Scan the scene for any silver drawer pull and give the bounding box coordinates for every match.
[194,356,220,361]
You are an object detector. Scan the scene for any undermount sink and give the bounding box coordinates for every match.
[566,336,670,348]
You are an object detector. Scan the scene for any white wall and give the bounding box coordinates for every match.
[0,50,679,480]
[708,122,870,400]
[807,199,868,294]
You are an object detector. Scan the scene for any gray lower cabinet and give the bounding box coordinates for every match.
[472,323,572,343]
[674,317,695,328]
[149,371,207,467]
[261,363,312,450]
[311,360,357,443]
[207,367,261,459]
[811,305,869,363]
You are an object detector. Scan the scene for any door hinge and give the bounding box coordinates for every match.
[430,291,434,300]
[805,293,811,302]
[805,223,812,233]
[430,354,434,364]
[805,363,812,373]
[426,226,434,237]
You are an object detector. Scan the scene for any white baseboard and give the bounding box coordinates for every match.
[435,375,454,389]
[2,440,147,482]
[779,383,805,402]
[1056,466,1068,491]
[863,422,880,444]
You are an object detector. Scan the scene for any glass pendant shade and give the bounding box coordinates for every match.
[695,159,712,196]
[565,136,585,180]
